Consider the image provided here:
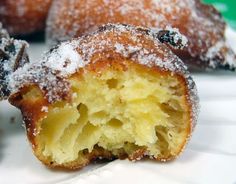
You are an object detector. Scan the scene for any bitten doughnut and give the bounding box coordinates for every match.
[47,0,236,71]
[0,0,52,36]
[0,23,28,100]
[9,24,199,169]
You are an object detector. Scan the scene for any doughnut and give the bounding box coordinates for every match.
[46,0,236,71]
[0,23,28,100]
[9,24,199,169]
[0,0,52,36]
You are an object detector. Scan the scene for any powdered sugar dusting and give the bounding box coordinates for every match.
[8,42,83,103]
[10,24,199,127]
[151,26,188,49]
[45,43,83,76]
[206,40,236,69]
[167,27,188,48]
[46,0,235,70]
[41,106,48,112]
[0,23,28,100]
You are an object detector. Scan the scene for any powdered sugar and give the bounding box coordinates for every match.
[46,0,235,70]
[9,24,199,129]
[0,23,29,100]
[41,106,48,112]
[114,43,126,54]
[169,27,188,48]
[206,40,236,69]
[45,43,83,76]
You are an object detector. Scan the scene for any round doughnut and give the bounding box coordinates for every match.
[46,0,236,71]
[0,0,52,36]
[9,24,199,169]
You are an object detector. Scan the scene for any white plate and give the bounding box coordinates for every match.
[0,28,236,184]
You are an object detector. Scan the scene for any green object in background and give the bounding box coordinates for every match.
[203,0,236,29]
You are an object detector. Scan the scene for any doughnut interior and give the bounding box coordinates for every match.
[23,61,192,167]
[8,24,197,169]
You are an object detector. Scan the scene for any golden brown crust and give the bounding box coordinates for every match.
[9,24,191,103]
[0,0,52,35]
[47,0,236,70]
[9,24,198,170]
[10,62,192,170]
